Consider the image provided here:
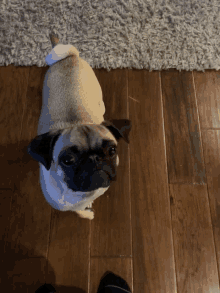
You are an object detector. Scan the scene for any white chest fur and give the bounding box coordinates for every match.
[39,163,109,211]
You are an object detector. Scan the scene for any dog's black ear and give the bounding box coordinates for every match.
[27,131,61,170]
[101,119,132,143]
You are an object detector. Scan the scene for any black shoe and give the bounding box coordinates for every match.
[35,283,56,293]
[35,272,131,293]
[97,271,131,293]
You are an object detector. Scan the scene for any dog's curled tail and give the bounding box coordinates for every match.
[49,34,60,48]
[45,35,80,66]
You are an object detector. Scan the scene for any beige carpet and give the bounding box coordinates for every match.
[0,0,220,72]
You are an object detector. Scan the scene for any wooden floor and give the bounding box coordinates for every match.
[1,65,220,293]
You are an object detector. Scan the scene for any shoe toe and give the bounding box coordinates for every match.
[97,271,131,292]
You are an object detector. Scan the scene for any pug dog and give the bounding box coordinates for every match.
[27,34,132,220]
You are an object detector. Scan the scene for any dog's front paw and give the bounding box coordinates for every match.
[76,210,94,220]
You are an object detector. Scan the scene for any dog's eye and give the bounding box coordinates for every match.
[62,157,75,166]
[109,146,117,156]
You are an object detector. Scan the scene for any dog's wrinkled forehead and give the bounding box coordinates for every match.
[52,124,117,160]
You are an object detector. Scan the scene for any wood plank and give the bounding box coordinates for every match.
[194,70,220,290]
[0,65,30,189]
[162,70,219,292]
[202,130,220,274]
[0,189,13,257]
[0,66,52,292]
[128,69,176,292]
[45,209,90,292]
[194,70,220,129]
[169,184,219,292]
[161,69,206,184]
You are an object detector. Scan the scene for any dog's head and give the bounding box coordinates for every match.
[27,119,131,192]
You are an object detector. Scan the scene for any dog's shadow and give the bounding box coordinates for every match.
[0,140,93,293]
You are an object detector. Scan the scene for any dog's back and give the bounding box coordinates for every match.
[38,41,105,135]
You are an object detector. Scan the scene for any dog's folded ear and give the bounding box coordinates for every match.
[27,130,61,170]
[101,119,132,143]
